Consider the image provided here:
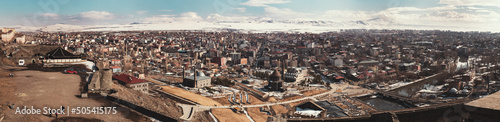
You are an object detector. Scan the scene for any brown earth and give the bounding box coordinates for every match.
[271,105,289,114]
[301,89,327,96]
[110,83,182,119]
[247,107,269,122]
[211,108,250,122]
[0,67,139,122]
[190,111,215,122]
[160,86,222,106]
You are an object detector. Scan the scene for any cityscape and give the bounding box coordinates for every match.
[1,0,500,122]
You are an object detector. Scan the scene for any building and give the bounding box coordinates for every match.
[334,58,344,67]
[112,74,149,94]
[284,67,308,82]
[240,58,248,65]
[183,70,211,88]
[111,59,121,65]
[1,28,15,42]
[15,34,25,44]
[267,68,286,91]
[75,47,85,54]
[212,57,227,66]
[230,52,241,64]
[43,47,83,63]
[110,66,121,73]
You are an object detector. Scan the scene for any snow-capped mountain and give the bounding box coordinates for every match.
[9,16,482,33]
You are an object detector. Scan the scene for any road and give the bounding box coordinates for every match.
[177,82,373,120]
[179,82,372,109]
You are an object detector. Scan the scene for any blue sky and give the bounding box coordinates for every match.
[0,0,499,30]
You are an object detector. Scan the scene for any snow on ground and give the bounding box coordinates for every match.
[387,82,412,89]
[294,107,322,117]
[69,61,95,71]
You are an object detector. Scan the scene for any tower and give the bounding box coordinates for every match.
[193,66,197,85]
[281,59,285,80]
[182,66,185,79]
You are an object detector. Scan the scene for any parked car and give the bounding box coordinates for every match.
[64,70,77,74]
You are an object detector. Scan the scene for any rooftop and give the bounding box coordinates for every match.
[112,74,148,84]
[184,75,211,81]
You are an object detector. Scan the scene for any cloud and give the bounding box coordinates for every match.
[157,10,173,12]
[320,10,372,21]
[206,14,254,22]
[439,0,500,7]
[240,0,290,7]
[38,13,59,19]
[234,7,246,12]
[263,6,312,19]
[79,11,113,20]
[180,12,202,19]
[143,12,203,23]
[136,11,148,15]
[422,11,480,21]
[368,5,500,28]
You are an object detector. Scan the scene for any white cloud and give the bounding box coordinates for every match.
[234,7,247,12]
[180,12,202,20]
[439,0,500,7]
[263,6,312,19]
[369,5,500,28]
[79,11,113,20]
[143,12,203,23]
[136,11,148,15]
[39,13,59,19]
[467,7,482,10]
[320,10,372,22]
[240,0,290,7]
[422,11,480,21]
[206,14,254,22]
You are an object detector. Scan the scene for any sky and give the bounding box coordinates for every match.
[0,0,499,31]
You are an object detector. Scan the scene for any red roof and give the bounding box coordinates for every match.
[112,74,147,84]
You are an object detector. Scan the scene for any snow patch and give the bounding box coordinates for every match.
[294,107,322,117]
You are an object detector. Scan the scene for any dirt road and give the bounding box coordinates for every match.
[0,67,141,122]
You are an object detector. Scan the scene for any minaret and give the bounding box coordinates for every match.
[193,66,197,86]
[281,58,285,80]
[182,66,185,79]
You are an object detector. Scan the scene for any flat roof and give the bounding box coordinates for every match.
[314,101,348,117]
[184,76,211,81]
